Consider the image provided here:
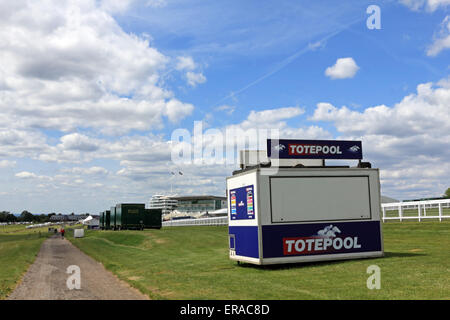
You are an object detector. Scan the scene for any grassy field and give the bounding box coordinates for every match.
[68,221,450,300]
[0,225,51,299]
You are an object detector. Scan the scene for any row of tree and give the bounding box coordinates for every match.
[0,211,92,223]
[0,211,57,223]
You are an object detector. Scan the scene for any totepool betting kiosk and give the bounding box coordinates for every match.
[227,139,384,265]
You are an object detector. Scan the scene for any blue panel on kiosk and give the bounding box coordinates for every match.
[229,226,259,258]
[262,221,381,258]
[229,185,255,220]
[267,139,363,160]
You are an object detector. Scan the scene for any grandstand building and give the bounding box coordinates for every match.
[148,195,179,214]
[147,194,227,218]
[172,195,227,214]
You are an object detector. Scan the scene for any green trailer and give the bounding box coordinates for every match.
[115,203,145,230]
[114,204,162,230]
[99,212,105,229]
[110,206,116,230]
[105,210,111,230]
[144,208,162,229]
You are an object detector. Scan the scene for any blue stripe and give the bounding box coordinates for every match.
[229,226,259,258]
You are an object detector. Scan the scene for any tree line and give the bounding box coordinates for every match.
[0,211,56,223]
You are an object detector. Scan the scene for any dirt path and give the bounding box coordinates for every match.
[8,235,149,300]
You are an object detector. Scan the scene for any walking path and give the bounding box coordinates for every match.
[8,235,148,300]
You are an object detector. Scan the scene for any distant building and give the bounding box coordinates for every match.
[148,194,227,217]
[148,195,178,214]
[49,214,88,222]
[171,195,227,214]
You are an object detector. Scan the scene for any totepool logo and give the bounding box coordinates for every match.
[288,144,343,156]
[348,145,361,153]
[272,144,286,152]
[283,225,361,255]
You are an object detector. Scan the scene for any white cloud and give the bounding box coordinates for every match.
[0,129,48,159]
[427,16,450,56]
[310,78,450,199]
[176,56,196,71]
[186,71,207,87]
[0,0,194,135]
[310,81,450,137]
[400,0,450,12]
[15,171,37,179]
[325,57,359,79]
[146,0,167,8]
[0,160,16,168]
[59,133,100,152]
[100,0,135,13]
[165,99,195,123]
[64,166,109,175]
[215,105,236,115]
[242,107,305,128]
[15,171,48,179]
[175,56,207,87]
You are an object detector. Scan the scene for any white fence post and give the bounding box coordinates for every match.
[162,216,228,227]
[381,199,449,223]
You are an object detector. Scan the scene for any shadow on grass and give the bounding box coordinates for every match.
[235,251,425,271]
[383,251,426,258]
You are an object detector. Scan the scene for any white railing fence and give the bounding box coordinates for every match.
[162,199,450,226]
[162,216,227,227]
[382,199,450,222]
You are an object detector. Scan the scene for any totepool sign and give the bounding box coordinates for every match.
[283,225,362,255]
[261,221,382,258]
[267,139,363,160]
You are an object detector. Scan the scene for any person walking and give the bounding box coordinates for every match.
[61,227,65,239]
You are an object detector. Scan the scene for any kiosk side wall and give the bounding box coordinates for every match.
[227,168,383,265]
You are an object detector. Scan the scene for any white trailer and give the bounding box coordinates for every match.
[227,166,384,265]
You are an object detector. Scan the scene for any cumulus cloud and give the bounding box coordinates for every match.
[0,0,194,135]
[310,81,450,137]
[100,0,136,13]
[15,171,38,179]
[239,107,305,129]
[175,56,207,87]
[325,57,359,79]
[427,15,450,56]
[310,78,450,198]
[59,133,100,152]
[176,56,196,71]
[186,71,207,87]
[400,0,450,12]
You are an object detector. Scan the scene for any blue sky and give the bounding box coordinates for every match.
[0,0,449,213]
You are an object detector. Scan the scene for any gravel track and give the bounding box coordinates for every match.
[8,235,149,300]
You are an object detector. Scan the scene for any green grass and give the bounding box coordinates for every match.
[0,229,50,299]
[68,221,450,300]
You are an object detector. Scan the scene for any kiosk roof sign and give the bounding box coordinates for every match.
[267,139,362,160]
